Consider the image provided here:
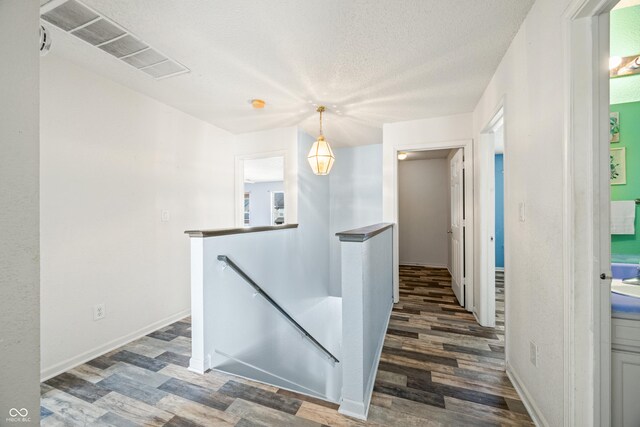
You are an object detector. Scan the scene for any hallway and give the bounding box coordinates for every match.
[40,266,531,426]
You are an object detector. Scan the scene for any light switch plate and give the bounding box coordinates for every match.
[161,210,170,222]
[519,202,526,222]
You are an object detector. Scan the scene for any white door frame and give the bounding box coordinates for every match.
[389,139,474,310]
[564,0,616,425]
[477,105,505,328]
[234,150,288,228]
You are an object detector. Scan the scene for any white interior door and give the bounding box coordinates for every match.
[450,149,464,306]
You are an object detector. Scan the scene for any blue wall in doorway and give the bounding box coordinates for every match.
[495,154,504,268]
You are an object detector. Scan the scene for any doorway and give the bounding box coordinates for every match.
[477,107,505,328]
[235,153,287,228]
[394,142,473,310]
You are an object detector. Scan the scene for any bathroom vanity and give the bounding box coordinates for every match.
[611,288,640,427]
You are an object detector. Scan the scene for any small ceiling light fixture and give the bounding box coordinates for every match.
[397,152,408,160]
[307,106,335,175]
[251,99,266,109]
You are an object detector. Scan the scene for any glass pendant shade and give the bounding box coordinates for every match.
[307,135,335,175]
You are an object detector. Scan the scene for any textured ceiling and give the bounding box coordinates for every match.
[42,0,534,147]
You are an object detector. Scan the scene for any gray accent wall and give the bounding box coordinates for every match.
[398,158,450,267]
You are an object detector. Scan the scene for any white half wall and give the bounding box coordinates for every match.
[0,0,41,420]
[398,158,449,267]
[40,55,236,379]
[329,144,383,297]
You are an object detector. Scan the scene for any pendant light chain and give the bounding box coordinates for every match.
[318,106,325,136]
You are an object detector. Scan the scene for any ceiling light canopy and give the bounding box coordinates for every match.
[307,106,335,175]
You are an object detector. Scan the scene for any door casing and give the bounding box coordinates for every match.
[387,139,474,311]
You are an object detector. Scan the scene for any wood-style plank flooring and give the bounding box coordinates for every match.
[40,266,531,426]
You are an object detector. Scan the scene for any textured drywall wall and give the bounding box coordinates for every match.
[611,102,640,256]
[0,0,41,422]
[398,159,449,267]
[611,5,640,105]
[40,54,235,379]
[472,0,572,423]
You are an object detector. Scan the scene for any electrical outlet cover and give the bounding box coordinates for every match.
[94,303,105,321]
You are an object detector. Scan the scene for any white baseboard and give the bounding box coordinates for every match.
[40,308,191,381]
[506,363,548,427]
[339,298,393,420]
[399,261,448,269]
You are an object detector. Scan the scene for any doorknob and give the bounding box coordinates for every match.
[490,236,494,241]
[447,230,452,234]
[600,273,612,280]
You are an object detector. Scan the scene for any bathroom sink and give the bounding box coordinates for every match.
[612,279,640,298]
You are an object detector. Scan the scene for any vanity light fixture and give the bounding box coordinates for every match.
[307,106,335,175]
[610,54,640,78]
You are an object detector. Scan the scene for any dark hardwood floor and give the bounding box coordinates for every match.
[40,265,531,426]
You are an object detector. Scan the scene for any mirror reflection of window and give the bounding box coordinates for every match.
[243,192,250,226]
[243,156,285,227]
[272,191,285,225]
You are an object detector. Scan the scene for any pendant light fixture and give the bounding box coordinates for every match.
[307,106,335,175]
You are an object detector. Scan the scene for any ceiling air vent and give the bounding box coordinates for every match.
[40,0,189,80]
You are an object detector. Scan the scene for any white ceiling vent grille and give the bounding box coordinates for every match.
[40,0,189,80]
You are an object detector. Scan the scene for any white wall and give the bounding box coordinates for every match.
[329,144,383,296]
[244,181,284,226]
[40,55,236,379]
[0,0,41,420]
[472,0,571,424]
[398,158,449,267]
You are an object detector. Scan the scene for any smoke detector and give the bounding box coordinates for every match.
[40,0,189,79]
[39,25,52,56]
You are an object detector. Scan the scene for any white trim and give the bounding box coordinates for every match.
[506,363,549,427]
[477,104,504,328]
[40,308,190,381]
[563,0,617,424]
[387,139,474,310]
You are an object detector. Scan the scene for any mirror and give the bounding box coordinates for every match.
[243,156,285,227]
